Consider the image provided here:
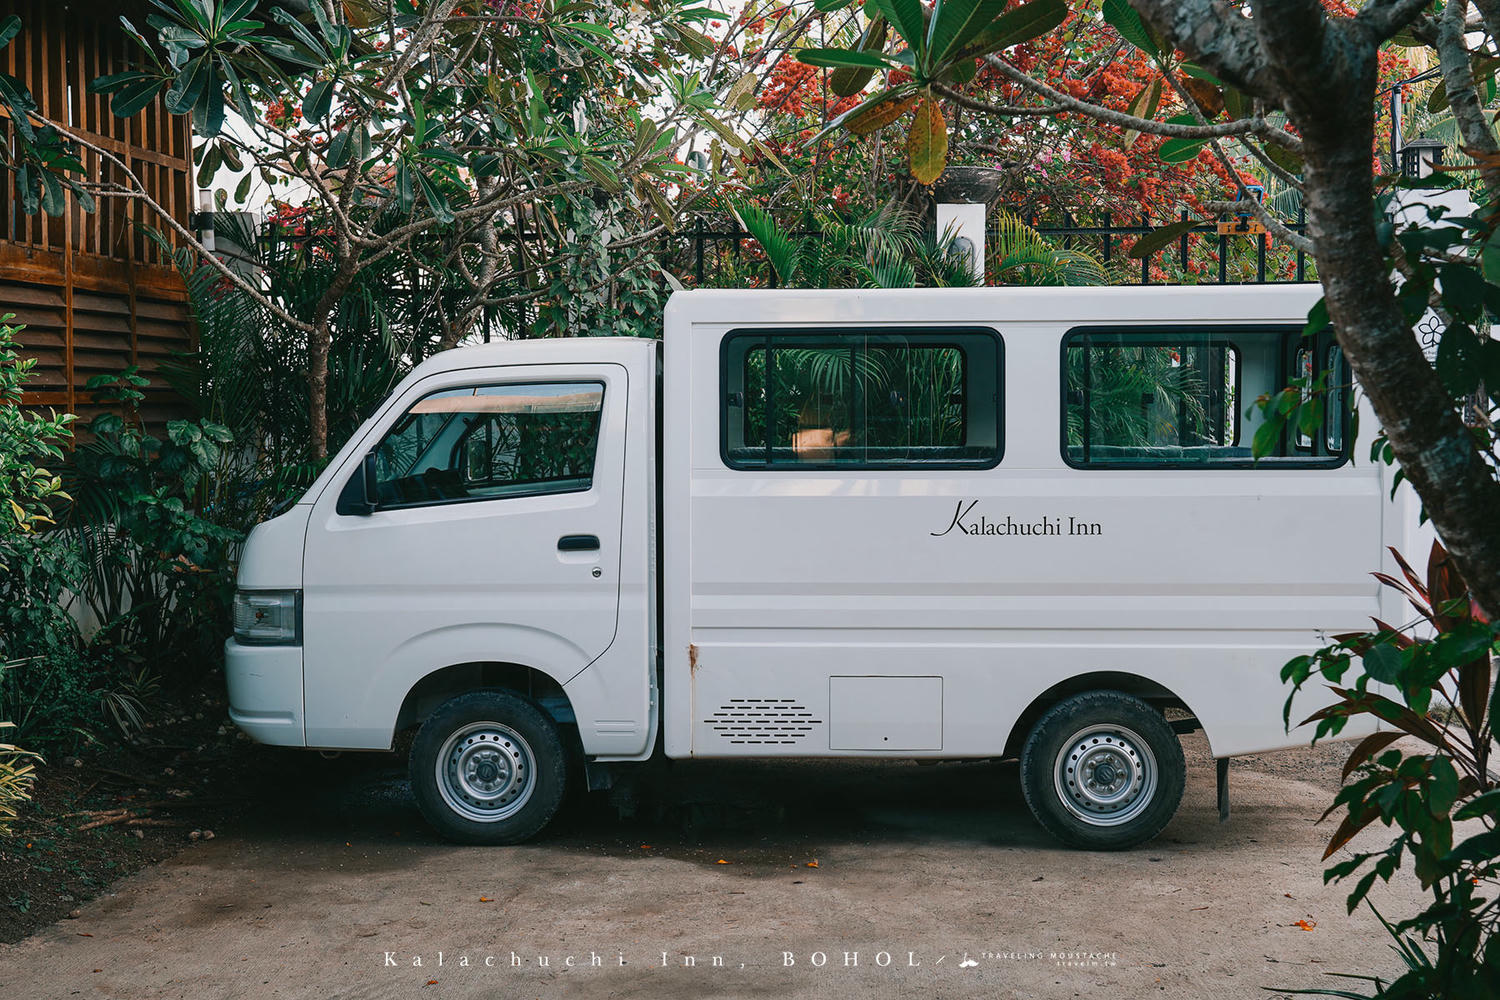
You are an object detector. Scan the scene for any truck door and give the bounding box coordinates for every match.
[300,363,629,748]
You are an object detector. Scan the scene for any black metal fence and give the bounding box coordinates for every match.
[664,209,1312,289]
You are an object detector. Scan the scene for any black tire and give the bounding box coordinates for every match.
[410,690,568,845]
[1019,690,1185,851]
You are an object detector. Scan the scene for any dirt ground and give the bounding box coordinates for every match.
[0,733,1440,1000]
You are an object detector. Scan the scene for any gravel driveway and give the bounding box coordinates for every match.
[0,734,1430,999]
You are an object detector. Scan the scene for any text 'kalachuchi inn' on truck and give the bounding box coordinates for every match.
[226,286,1421,850]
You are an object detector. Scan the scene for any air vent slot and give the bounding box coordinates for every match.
[705,699,824,745]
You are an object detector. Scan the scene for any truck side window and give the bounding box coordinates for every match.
[1062,327,1349,468]
[722,328,1002,469]
[368,382,604,507]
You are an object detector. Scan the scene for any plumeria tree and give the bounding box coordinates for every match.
[0,1,765,458]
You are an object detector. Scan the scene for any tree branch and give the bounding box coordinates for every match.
[979,54,1303,152]
[1356,0,1438,40]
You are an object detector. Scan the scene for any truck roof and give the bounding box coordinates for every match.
[662,284,1325,329]
[409,333,657,378]
[412,284,1327,379]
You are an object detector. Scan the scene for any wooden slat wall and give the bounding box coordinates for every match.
[1,0,194,426]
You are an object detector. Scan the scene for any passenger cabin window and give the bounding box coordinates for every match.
[1063,327,1350,468]
[721,328,1003,469]
[367,382,604,508]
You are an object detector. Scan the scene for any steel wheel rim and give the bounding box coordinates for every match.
[1053,724,1157,827]
[435,722,536,823]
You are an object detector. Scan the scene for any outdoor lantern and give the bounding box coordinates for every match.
[1400,137,1447,179]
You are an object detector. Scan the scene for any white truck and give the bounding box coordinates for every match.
[226,285,1416,850]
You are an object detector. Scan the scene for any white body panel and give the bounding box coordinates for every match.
[226,286,1405,766]
[661,287,1397,760]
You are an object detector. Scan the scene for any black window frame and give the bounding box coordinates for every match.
[719,326,1005,472]
[336,379,607,514]
[1059,324,1352,471]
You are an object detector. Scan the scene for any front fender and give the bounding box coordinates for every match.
[303,622,587,748]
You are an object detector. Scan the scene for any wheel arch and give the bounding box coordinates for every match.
[395,661,577,736]
[1002,671,1194,758]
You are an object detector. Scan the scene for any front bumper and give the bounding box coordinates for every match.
[224,638,306,746]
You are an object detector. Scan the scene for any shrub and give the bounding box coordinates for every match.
[0,715,42,837]
[0,316,73,548]
[1282,541,1498,999]
[66,370,241,679]
[0,316,73,815]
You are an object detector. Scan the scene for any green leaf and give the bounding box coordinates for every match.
[1222,84,1248,121]
[927,0,1011,65]
[0,15,20,50]
[1102,0,1158,56]
[814,0,857,9]
[1159,136,1209,163]
[193,80,225,137]
[1435,322,1484,396]
[233,171,252,204]
[958,0,1067,59]
[830,16,889,97]
[948,57,979,84]
[1303,298,1330,338]
[869,0,927,61]
[1263,141,1303,175]
[795,48,897,70]
[1483,229,1500,286]
[733,201,802,286]
[1428,80,1449,113]
[907,98,948,185]
[164,56,210,115]
[1180,63,1223,85]
[394,159,414,214]
[38,170,64,216]
[1361,643,1403,685]
[1440,263,1485,320]
[308,0,342,48]
[413,169,453,224]
[1251,413,1284,458]
[303,79,334,125]
[109,77,165,118]
[1297,397,1324,438]
[1128,218,1197,259]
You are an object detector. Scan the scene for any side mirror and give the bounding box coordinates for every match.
[360,453,380,515]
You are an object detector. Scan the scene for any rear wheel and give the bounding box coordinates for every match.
[410,690,568,844]
[1020,690,1185,850]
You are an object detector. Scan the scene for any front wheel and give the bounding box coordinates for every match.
[1019,691,1185,850]
[410,690,568,844]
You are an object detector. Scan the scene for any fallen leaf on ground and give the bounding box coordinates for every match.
[426,980,438,986]
[716,859,729,864]
[479,897,493,902]
[806,860,819,868]
[1294,919,1317,931]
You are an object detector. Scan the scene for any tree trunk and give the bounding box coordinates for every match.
[307,315,332,462]
[1281,30,1500,618]
[307,266,358,461]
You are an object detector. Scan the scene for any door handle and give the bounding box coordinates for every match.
[558,534,600,552]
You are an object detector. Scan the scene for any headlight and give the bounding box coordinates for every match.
[233,590,302,646]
